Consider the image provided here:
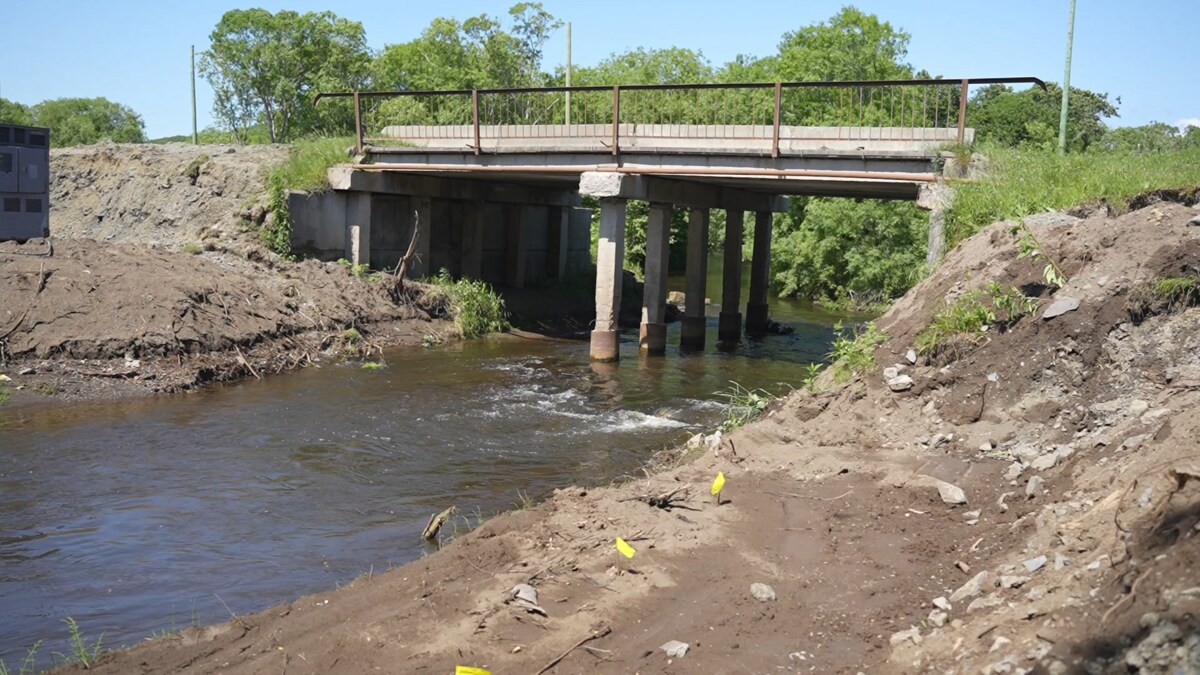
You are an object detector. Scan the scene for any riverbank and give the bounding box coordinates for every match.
[54,199,1200,673]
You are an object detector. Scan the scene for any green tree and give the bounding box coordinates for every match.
[30,97,145,146]
[775,7,912,81]
[1101,122,1182,153]
[968,82,1117,151]
[771,198,928,303]
[0,98,33,125]
[200,9,370,143]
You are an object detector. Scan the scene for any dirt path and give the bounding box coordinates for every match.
[55,201,1200,673]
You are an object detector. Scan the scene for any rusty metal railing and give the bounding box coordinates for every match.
[314,77,1046,156]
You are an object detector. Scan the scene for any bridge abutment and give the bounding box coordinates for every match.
[590,197,627,362]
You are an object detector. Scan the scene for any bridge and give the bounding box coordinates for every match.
[298,77,1045,361]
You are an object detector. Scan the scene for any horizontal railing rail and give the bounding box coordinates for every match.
[314,77,1046,157]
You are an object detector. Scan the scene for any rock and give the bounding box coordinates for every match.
[932,596,952,611]
[511,583,539,606]
[1042,296,1080,320]
[750,583,776,602]
[936,480,968,505]
[963,510,981,522]
[0,374,10,382]
[1129,399,1150,416]
[889,627,922,646]
[1004,462,1024,481]
[989,636,1012,653]
[906,349,918,364]
[888,375,914,392]
[967,593,1003,612]
[1023,555,1048,573]
[666,291,686,307]
[1026,586,1047,601]
[883,366,900,379]
[1025,475,1044,498]
[1031,453,1059,472]
[1054,553,1071,571]
[660,640,689,658]
[18,367,34,376]
[686,433,704,451]
[703,431,723,453]
[950,571,989,603]
[999,575,1029,589]
[932,433,953,447]
[928,609,948,627]
[1011,442,1041,465]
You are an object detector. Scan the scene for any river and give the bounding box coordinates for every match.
[0,261,858,664]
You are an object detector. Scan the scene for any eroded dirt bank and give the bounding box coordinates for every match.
[62,201,1200,674]
[1,143,448,401]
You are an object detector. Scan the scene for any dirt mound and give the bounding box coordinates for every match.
[56,202,1200,674]
[0,239,443,398]
[49,142,287,246]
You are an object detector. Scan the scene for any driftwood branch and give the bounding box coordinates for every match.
[393,209,423,282]
[621,486,691,510]
[535,625,612,675]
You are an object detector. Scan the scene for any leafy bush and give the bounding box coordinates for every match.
[915,284,1038,360]
[428,270,509,339]
[263,137,354,257]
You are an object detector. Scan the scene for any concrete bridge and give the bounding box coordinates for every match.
[296,77,1045,361]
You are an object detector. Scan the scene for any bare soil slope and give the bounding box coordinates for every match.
[69,201,1200,674]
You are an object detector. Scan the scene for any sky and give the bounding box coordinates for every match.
[3,0,1195,139]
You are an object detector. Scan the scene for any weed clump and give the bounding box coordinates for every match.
[262,137,354,258]
[426,269,509,339]
[716,381,777,432]
[1127,276,1200,322]
[828,321,887,383]
[915,283,1038,362]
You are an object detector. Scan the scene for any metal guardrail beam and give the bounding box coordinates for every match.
[314,77,1047,156]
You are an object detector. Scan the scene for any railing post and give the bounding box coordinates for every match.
[771,82,782,158]
[353,91,363,155]
[611,85,620,156]
[472,89,481,155]
[956,79,968,145]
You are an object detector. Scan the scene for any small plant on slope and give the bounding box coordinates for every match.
[55,618,102,669]
[915,284,1038,361]
[716,381,776,432]
[828,321,888,383]
[1011,221,1067,288]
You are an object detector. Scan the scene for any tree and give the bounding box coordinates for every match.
[30,98,145,146]
[774,7,912,82]
[0,98,33,125]
[968,83,1117,151]
[200,9,371,143]
[1101,122,1182,153]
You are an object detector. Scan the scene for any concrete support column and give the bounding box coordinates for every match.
[345,192,372,267]
[746,211,772,334]
[460,203,484,279]
[504,204,526,288]
[590,197,626,362]
[680,207,709,351]
[718,209,744,344]
[918,182,954,269]
[640,202,672,356]
[412,196,433,278]
[547,206,569,279]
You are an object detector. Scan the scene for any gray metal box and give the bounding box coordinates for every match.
[0,124,50,241]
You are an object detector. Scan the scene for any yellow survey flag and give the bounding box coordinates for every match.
[711,471,726,495]
[455,667,492,675]
[615,537,636,558]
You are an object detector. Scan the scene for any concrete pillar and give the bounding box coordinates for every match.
[590,198,626,362]
[460,203,484,279]
[640,202,672,356]
[504,204,526,288]
[413,197,433,278]
[746,211,772,334]
[345,192,372,267]
[680,207,709,351]
[918,182,953,269]
[547,206,569,279]
[718,209,744,344]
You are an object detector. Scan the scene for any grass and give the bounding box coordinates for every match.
[341,328,362,343]
[828,321,888,383]
[337,258,378,280]
[426,269,510,339]
[360,361,386,371]
[1128,275,1200,321]
[0,641,40,675]
[181,154,209,182]
[0,382,10,406]
[52,618,102,669]
[716,381,777,432]
[946,145,1200,246]
[915,283,1039,360]
[262,136,355,257]
[182,242,204,255]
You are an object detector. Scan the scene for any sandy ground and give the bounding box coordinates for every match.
[47,199,1200,674]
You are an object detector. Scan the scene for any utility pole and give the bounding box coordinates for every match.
[1058,0,1076,155]
[565,22,572,126]
[191,45,199,144]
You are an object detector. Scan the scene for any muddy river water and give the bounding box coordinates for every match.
[0,263,856,663]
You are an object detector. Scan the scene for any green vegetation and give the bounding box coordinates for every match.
[337,258,378,280]
[1011,221,1067,288]
[428,270,510,339]
[182,154,210,181]
[262,137,353,257]
[360,361,386,371]
[182,242,204,255]
[0,96,145,146]
[946,145,1200,247]
[54,617,103,669]
[341,327,362,343]
[828,321,888,383]
[915,283,1038,360]
[716,381,777,432]
[0,382,10,407]
[1128,276,1200,321]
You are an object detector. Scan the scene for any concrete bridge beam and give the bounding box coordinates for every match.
[590,197,627,362]
[746,211,773,335]
[719,209,744,344]
[640,202,672,356]
[681,207,709,351]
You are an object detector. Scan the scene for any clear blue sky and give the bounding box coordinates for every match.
[3,0,1194,139]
